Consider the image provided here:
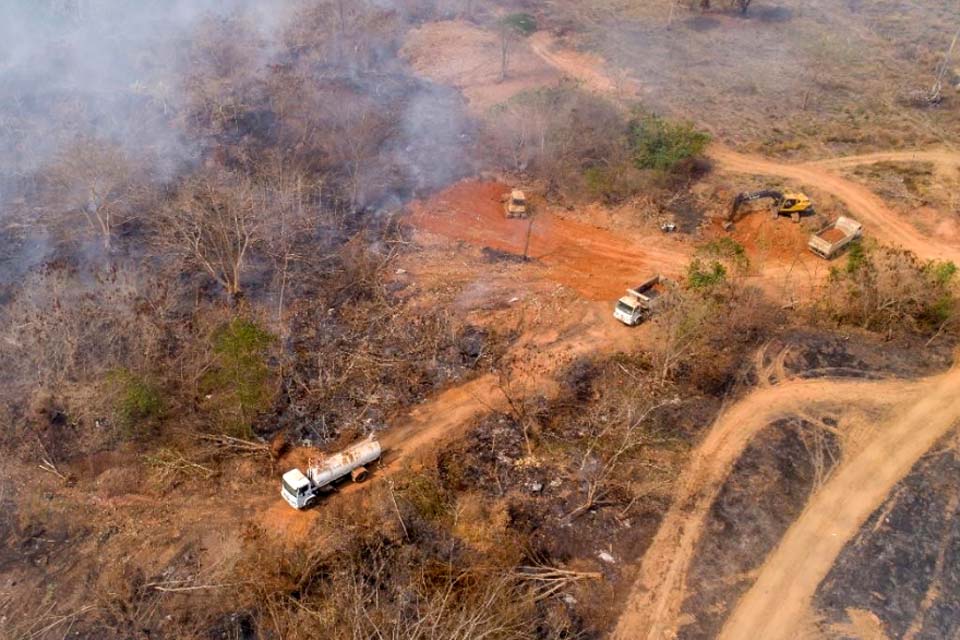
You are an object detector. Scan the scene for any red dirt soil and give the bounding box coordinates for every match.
[407,180,691,301]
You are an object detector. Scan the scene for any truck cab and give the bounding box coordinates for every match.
[505,189,528,218]
[281,468,315,509]
[613,275,666,326]
[614,296,645,325]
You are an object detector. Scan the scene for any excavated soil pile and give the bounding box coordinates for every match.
[407,180,689,301]
[819,227,847,243]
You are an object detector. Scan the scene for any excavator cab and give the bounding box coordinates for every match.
[776,191,812,220]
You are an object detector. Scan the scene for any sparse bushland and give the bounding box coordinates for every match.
[213,479,548,640]
[654,241,777,390]
[817,241,960,339]
[487,86,711,203]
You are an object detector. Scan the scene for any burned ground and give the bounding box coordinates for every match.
[435,354,722,636]
[814,431,960,639]
[765,328,955,381]
[678,416,842,639]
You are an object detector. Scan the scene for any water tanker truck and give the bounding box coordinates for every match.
[281,436,382,509]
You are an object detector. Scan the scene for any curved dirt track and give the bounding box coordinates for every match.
[264,303,642,540]
[609,374,918,640]
[807,149,960,178]
[528,32,627,96]
[718,364,960,640]
[526,32,960,264]
[710,145,960,264]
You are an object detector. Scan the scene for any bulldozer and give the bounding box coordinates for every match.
[728,190,813,227]
[504,189,529,219]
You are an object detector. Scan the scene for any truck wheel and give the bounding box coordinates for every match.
[351,466,369,483]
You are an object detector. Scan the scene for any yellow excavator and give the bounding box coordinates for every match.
[728,189,813,226]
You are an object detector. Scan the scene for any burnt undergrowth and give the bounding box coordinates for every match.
[814,433,960,639]
[678,416,842,639]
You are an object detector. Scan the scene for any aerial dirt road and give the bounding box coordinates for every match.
[710,146,960,264]
[609,370,919,640]
[527,31,960,264]
[262,303,643,540]
[717,364,960,640]
[807,148,960,179]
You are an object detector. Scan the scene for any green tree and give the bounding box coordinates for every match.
[205,318,276,437]
[109,370,165,438]
[628,112,710,172]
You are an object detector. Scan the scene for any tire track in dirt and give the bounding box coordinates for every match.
[717,365,960,640]
[807,149,960,180]
[609,376,917,640]
[527,32,632,97]
[710,145,960,264]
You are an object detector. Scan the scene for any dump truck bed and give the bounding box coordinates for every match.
[808,216,862,259]
[626,275,666,303]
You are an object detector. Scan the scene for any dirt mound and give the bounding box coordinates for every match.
[407,179,691,301]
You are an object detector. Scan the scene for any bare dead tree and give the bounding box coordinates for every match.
[47,138,138,249]
[567,396,680,520]
[930,25,960,103]
[161,171,266,301]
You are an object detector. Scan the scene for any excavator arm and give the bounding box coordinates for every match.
[729,189,811,223]
[731,190,784,219]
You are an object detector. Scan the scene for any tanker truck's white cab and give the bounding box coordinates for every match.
[281,436,382,510]
[281,469,314,509]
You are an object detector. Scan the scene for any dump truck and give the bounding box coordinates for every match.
[614,275,667,326]
[281,436,382,509]
[808,216,862,259]
[504,189,528,218]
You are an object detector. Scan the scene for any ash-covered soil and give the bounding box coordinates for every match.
[677,416,842,639]
[814,433,960,639]
[773,329,953,381]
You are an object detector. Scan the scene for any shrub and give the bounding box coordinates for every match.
[204,318,276,437]
[823,243,959,336]
[685,238,749,290]
[629,112,711,172]
[687,259,727,290]
[697,237,749,272]
[109,370,164,437]
[501,13,537,36]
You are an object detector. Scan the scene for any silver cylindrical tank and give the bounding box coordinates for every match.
[307,438,381,488]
